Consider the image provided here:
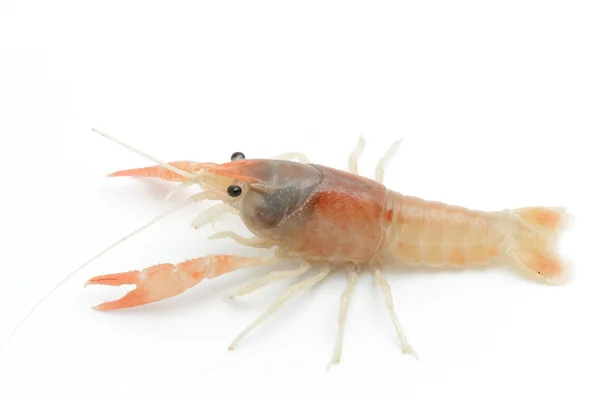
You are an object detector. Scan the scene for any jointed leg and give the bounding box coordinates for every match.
[375,140,401,183]
[329,266,359,368]
[209,231,274,249]
[348,134,365,175]
[228,265,333,350]
[191,203,237,229]
[372,267,418,359]
[85,255,276,310]
[227,261,312,299]
[163,185,224,204]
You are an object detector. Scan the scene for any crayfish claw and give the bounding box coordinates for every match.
[84,256,271,311]
[85,270,147,310]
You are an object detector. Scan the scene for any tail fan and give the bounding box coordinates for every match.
[507,207,574,285]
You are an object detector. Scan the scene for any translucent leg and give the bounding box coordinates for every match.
[270,152,310,163]
[348,134,365,174]
[375,140,402,183]
[228,265,333,350]
[191,203,236,229]
[227,261,312,299]
[208,231,273,249]
[372,267,418,359]
[164,185,223,204]
[328,266,359,368]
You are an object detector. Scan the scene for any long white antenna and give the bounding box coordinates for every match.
[0,200,192,354]
[92,128,196,179]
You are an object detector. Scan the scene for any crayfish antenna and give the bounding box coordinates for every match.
[92,128,197,180]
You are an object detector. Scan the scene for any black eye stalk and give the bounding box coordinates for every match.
[227,185,242,197]
[231,152,245,161]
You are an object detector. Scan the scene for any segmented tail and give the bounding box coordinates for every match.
[507,207,574,285]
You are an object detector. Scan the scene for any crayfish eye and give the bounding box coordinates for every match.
[231,151,245,161]
[227,185,242,197]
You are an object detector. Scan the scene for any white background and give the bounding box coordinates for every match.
[1,1,598,399]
